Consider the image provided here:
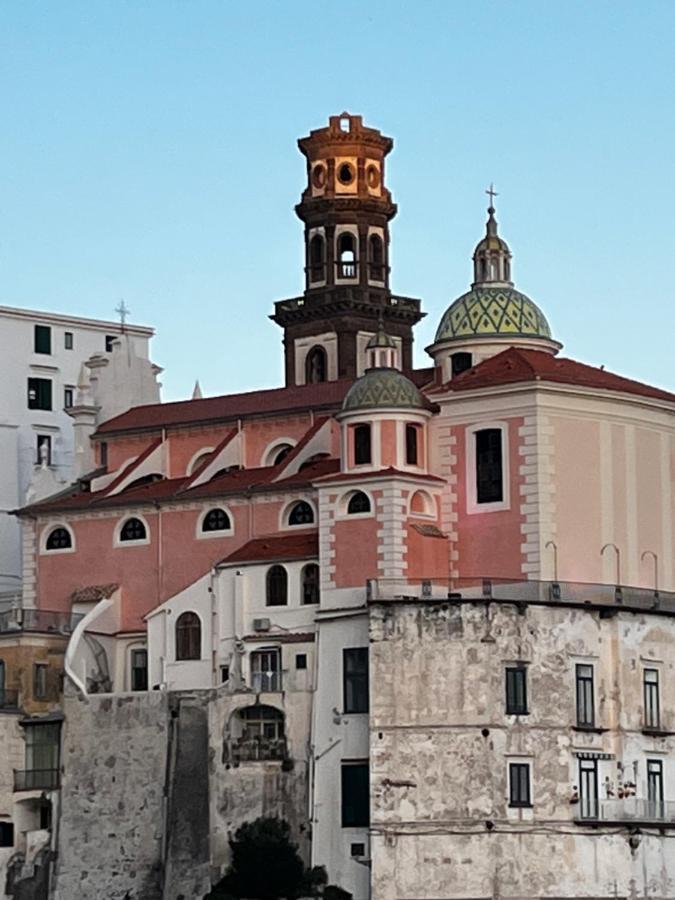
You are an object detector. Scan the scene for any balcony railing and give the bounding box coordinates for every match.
[367,577,675,616]
[251,671,283,693]
[576,798,675,824]
[0,689,20,711]
[0,609,83,635]
[228,737,288,763]
[13,769,60,792]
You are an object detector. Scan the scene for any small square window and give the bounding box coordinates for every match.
[105,335,116,352]
[28,378,52,411]
[64,331,74,350]
[64,387,74,409]
[350,842,365,857]
[296,654,307,670]
[34,324,51,355]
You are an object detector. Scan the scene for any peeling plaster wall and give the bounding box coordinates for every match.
[369,599,675,900]
[52,690,169,900]
[208,687,312,882]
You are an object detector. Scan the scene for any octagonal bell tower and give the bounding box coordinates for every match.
[272,113,424,387]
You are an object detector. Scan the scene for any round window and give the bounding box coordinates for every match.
[312,164,327,189]
[337,162,355,185]
[366,165,380,189]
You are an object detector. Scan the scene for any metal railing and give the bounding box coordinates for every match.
[0,689,20,711]
[13,769,60,792]
[367,577,675,616]
[251,671,283,693]
[577,798,675,824]
[229,737,287,763]
[0,608,83,635]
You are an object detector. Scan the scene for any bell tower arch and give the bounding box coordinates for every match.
[271,113,424,386]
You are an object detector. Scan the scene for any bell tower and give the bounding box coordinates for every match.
[271,113,423,386]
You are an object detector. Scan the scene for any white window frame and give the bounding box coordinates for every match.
[114,513,151,547]
[465,421,510,514]
[280,498,317,531]
[196,506,235,540]
[336,488,376,521]
[39,521,76,555]
[261,438,297,468]
[186,447,215,476]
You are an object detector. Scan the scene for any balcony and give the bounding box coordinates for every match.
[13,769,60,792]
[367,577,675,616]
[229,736,288,763]
[251,671,283,693]
[0,689,20,711]
[0,609,83,636]
[575,798,675,826]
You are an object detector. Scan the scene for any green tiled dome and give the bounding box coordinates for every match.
[435,286,551,343]
[343,368,425,412]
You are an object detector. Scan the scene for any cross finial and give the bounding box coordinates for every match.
[485,183,498,208]
[115,300,130,328]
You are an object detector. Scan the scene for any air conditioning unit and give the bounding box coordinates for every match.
[253,617,271,633]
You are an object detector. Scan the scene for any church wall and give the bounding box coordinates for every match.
[550,404,675,591]
[404,521,447,581]
[369,597,675,900]
[453,417,525,580]
[333,516,379,588]
[166,426,231,477]
[242,414,317,468]
[379,419,398,468]
[103,433,156,475]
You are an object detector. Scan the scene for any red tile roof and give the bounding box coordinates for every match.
[435,348,675,403]
[71,583,119,604]
[313,467,445,485]
[220,532,318,566]
[95,380,354,435]
[19,457,341,516]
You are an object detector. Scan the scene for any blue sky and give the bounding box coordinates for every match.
[1,1,674,400]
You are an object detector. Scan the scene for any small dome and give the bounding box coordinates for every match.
[342,368,425,412]
[435,286,552,343]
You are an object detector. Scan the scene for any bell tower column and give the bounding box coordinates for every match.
[271,113,424,386]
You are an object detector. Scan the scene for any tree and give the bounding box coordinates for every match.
[206,817,322,900]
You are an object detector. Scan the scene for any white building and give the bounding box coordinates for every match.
[0,305,157,595]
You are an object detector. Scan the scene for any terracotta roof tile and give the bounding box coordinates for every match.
[219,532,318,566]
[71,583,119,604]
[95,380,353,435]
[437,348,675,403]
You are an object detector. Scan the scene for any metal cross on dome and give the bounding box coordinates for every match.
[115,300,130,328]
[485,183,498,207]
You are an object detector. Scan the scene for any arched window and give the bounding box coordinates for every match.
[368,234,384,281]
[288,501,314,527]
[354,424,371,465]
[202,508,231,532]
[347,491,371,515]
[119,517,147,542]
[305,346,327,384]
[405,424,419,466]
[337,232,357,278]
[266,565,288,607]
[309,234,325,283]
[302,563,320,605]
[175,612,201,661]
[45,527,72,551]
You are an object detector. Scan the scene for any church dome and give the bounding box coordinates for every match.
[342,367,425,412]
[435,285,552,343]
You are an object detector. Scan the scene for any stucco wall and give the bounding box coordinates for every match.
[369,597,675,900]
